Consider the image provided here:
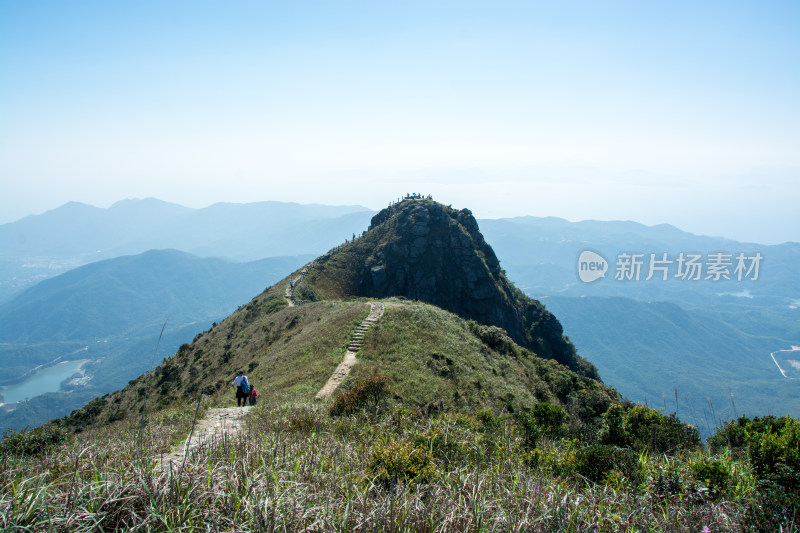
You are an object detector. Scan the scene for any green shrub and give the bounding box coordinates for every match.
[475,407,499,431]
[710,415,800,530]
[0,425,70,456]
[294,285,317,302]
[517,402,567,448]
[414,413,482,466]
[614,404,700,454]
[523,440,639,485]
[521,446,561,472]
[691,457,731,497]
[599,403,629,447]
[745,475,799,533]
[568,443,640,484]
[287,406,320,434]
[707,415,750,453]
[330,375,390,417]
[746,416,800,485]
[366,440,438,488]
[263,295,287,314]
[469,323,514,354]
[647,461,685,500]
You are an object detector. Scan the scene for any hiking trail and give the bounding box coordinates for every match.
[159,406,252,472]
[316,301,384,400]
[285,263,312,307]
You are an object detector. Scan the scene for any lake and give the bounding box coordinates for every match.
[0,360,88,404]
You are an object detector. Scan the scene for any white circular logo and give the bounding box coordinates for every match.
[577,250,608,283]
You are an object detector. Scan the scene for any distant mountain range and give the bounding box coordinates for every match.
[0,198,373,302]
[479,216,799,306]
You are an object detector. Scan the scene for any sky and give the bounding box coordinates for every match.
[1,0,798,243]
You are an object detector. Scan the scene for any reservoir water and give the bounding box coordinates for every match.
[1,360,87,404]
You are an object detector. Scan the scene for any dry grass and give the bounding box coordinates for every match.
[1,399,774,532]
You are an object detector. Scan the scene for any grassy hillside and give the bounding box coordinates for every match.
[353,302,615,421]
[64,291,365,430]
[62,275,618,433]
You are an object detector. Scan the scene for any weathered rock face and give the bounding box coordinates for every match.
[362,201,518,334]
[309,199,599,379]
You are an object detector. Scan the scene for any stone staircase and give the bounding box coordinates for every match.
[346,303,382,351]
[316,302,384,399]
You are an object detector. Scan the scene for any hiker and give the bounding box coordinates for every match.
[289,278,293,289]
[232,370,250,407]
[248,385,258,406]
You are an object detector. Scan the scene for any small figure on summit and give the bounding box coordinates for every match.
[232,370,250,407]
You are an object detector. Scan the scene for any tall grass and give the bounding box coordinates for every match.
[1,398,781,532]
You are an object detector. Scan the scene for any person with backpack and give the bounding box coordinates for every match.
[248,385,258,406]
[232,370,250,407]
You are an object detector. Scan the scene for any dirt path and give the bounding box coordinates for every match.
[159,406,252,472]
[285,263,313,307]
[316,302,384,400]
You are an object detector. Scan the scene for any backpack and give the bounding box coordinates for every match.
[240,376,250,394]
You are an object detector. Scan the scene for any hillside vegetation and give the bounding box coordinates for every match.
[4,393,798,531]
[61,281,617,433]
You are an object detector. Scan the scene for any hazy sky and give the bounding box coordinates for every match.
[1,1,798,243]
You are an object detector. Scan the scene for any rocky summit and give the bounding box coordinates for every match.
[300,198,599,379]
